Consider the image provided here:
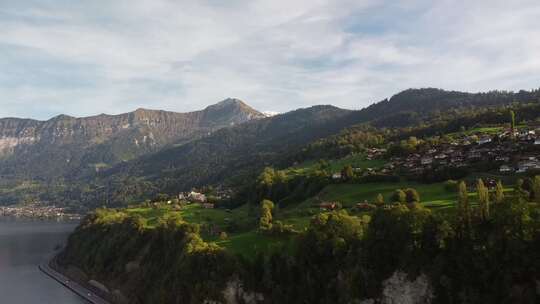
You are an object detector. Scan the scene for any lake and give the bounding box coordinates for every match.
[0,217,87,304]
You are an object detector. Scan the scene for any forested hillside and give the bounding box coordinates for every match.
[77,88,540,208]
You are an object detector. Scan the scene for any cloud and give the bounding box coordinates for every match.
[0,0,539,119]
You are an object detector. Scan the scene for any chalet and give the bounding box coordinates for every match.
[434,153,447,160]
[188,191,207,203]
[356,202,376,210]
[319,202,338,210]
[467,151,481,160]
[495,156,510,162]
[421,157,433,165]
[517,160,540,173]
[478,137,492,145]
[499,165,513,172]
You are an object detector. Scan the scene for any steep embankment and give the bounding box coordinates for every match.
[60,200,540,303]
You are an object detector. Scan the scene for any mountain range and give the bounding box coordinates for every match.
[0,98,263,181]
[0,88,539,208]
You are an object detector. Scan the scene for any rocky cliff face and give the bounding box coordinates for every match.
[0,98,263,180]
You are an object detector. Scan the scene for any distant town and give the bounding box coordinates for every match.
[0,202,82,219]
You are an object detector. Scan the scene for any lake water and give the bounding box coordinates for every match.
[0,217,87,303]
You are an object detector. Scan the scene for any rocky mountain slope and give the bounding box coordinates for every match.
[0,98,263,180]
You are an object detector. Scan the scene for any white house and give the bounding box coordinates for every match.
[478,137,492,145]
[499,165,512,173]
[421,157,433,165]
[332,172,342,180]
[188,191,207,203]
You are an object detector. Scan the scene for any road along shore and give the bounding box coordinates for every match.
[39,255,110,304]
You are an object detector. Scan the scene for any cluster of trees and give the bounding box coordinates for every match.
[291,126,385,162]
[241,167,329,208]
[516,176,540,202]
[390,188,420,204]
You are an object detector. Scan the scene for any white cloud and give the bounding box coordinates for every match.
[0,0,539,119]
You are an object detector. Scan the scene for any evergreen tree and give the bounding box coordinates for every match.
[477,179,490,220]
[494,180,505,204]
[510,110,516,136]
[458,181,471,230]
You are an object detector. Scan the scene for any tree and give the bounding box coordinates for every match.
[458,181,471,229]
[404,188,420,203]
[516,178,529,202]
[477,179,490,220]
[341,165,354,181]
[259,199,274,230]
[533,176,540,203]
[494,180,504,204]
[510,110,516,136]
[375,193,384,206]
[392,189,407,204]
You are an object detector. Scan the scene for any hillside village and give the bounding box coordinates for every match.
[331,126,540,181]
[393,127,540,174]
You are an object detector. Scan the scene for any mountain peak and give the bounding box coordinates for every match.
[201,98,265,126]
[205,98,250,111]
[216,97,246,106]
[49,114,75,121]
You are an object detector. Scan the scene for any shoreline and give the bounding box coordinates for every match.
[38,254,110,304]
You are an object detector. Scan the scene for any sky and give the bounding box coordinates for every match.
[0,0,539,120]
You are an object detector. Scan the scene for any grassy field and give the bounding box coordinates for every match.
[287,182,456,210]
[285,154,386,177]
[124,175,517,257]
[212,231,294,257]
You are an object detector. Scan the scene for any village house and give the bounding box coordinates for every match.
[499,165,513,173]
[188,191,207,203]
[478,136,492,145]
[202,203,215,209]
[332,172,342,180]
[421,156,433,165]
[517,160,540,173]
[319,202,338,210]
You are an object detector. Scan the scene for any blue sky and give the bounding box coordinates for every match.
[0,0,539,119]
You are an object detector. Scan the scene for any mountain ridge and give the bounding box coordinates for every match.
[2,87,540,207]
[0,98,265,182]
